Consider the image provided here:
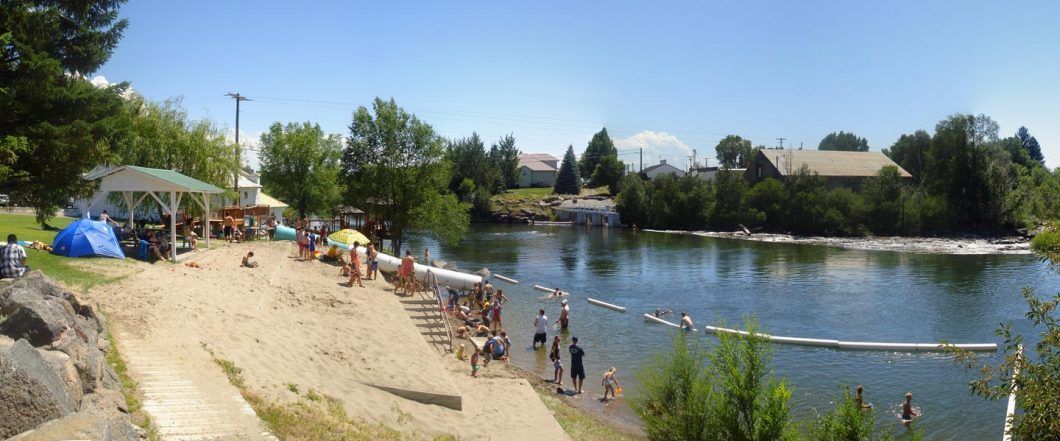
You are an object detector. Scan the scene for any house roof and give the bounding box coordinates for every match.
[759,150,912,178]
[641,161,685,175]
[520,160,556,172]
[518,153,559,163]
[236,175,261,189]
[90,165,226,193]
[257,192,289,208]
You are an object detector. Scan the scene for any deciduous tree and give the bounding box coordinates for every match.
[579,127,616,181]
[715,135,755,168]
[342,98,468,254]
[259,121,343,218]
[818,131,869,152]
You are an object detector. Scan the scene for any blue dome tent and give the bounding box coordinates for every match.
[52,218,125,259]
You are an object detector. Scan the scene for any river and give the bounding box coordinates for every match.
[406,224,1058,440]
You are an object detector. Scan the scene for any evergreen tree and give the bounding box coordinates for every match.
[0,0,131,224]
[1016,126,1045,165]
[579,127,616,179]
[488,133,520,190]
[554,145,581,195]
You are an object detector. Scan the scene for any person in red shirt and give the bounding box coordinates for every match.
[401,250,416,294]
[347,242,363,288]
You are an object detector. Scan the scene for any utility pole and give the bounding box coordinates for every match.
[639,148,643,172]
[776,137,786,149]
[226,92,251,213]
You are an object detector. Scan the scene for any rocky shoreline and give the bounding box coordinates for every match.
[649,229,1033,255]
[0,272,142,440]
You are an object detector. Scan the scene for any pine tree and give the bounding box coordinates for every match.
[553,145,581,195]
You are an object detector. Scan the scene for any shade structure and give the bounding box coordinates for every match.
[328,229,370,246]
[51,219,125,259]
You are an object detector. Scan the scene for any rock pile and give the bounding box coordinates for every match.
[0,271,143,440]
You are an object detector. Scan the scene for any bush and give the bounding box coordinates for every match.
[632,318,797,441]
[808,386,874,441]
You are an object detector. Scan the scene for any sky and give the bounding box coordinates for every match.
[97,1,1060,170]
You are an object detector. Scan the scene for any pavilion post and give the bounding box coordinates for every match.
[203,192,211,250]
[122,192,134,229]
[170,191,178,261]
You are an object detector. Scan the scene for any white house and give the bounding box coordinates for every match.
[233,171,288,222]
[640,159,686,180]
[517,153,559,188]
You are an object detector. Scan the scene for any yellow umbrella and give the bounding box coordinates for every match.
[328,229,370,246]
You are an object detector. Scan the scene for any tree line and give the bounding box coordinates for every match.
[617,115,1058,236]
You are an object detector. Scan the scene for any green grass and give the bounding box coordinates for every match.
[536,390,644,441]
[1,213,139,291]
[507,187,554,196]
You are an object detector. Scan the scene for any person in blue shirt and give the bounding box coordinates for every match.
[569,336,586,394]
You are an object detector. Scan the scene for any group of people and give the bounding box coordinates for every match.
[853,385,920,423]
[453,281,509,333]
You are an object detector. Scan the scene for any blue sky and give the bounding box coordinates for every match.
[97,1,1060,169]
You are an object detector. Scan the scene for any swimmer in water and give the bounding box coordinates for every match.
[679,312,695,330]
[854,385,872,409]
[653,308,673,318]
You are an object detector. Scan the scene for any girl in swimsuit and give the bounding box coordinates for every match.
[602,367,619,401]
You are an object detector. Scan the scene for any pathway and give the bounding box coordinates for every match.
[119,333,277,441]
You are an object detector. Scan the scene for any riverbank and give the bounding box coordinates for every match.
[647,229,1032,254]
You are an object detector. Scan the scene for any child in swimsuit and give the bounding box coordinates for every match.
[602,367,620,401]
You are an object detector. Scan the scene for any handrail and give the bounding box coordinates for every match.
[1002,344,1022,441]
[425,269,455,352]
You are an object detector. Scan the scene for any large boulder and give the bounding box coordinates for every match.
[0,284,76,347]
[0,339,78,439]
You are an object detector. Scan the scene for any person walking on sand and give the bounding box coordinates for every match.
[602,367,620,401]
[558,299,570,330]
[401,250,416,294]
[680,312,695,330]
[569,337,586,394]
[533,309,548,349]
[470,349,481,377]
[223,214,235,243]
[347,242,363,288]
[550,336,564,386]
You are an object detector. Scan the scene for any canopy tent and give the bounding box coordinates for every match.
[80,165,226,261]
[52,219,125,259]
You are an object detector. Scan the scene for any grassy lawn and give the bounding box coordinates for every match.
[537,390,644,441]
[1,213,139,292]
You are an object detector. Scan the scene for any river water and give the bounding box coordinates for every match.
[407,224,1058,440]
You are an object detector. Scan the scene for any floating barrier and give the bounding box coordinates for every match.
[586,298,626,313]
[701,325,997,353]
[302,236,483,290]
[643,314,696,331]
[533,284,562,294]
[493,274,519,285]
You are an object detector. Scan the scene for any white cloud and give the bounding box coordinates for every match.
[613,131,694,170]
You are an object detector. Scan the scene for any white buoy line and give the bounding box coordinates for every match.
[587,298,626,312]
[701,325,997,353]
[493,274,519,284]
[643,313,697,332]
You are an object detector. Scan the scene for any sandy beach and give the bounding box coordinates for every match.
[87,240,570,440]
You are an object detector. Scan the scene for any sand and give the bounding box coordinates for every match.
[90,241,569,440]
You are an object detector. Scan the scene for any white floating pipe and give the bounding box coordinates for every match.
[702,325,997,353]
[533,284,558,293]
[493,274,519,285]
[586,298,626,313]
[644,314,696,331]
[327,239,482,290]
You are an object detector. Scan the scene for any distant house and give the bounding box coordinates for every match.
[640,159,686,180]
[517,153,559,188]
[691,166,747,181]
[746,149,912,188]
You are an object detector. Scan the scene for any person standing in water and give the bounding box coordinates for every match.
[901,392,918,421]
[569,336,586,394]
[855,385,872,409]
[533,309,548,349]
[680,312,695,330]
[558,299,570,330]
[601,367,620,401]
[550,336,564,386]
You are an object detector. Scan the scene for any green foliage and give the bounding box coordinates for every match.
[259,121,343,218]
[341,97,469,254]
[447,133,501,218]
[748,178,786,231]
[1031,228,1060,264]
[615,174,649,228]
[0,0,130,225]
[715,135,756,169]
[554,145,582,195]
[632,319,797,441]
[818,131,869,152]
[882,130,930,183]
[633,333,718,441]
[808,386,875,441]
[709,170,762,230]
[590,154,626,195]
[489,133,520,191]
[579,127,616,180]
[861,167,904,234]
[1016,126,1045,165]
[948,288,1060,441]
[648,174,712,230]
